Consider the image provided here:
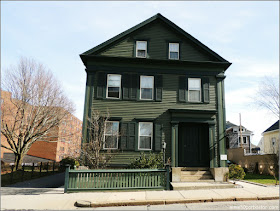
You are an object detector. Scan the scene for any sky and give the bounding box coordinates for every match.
[1,1,279,145]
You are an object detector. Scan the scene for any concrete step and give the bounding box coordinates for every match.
[171,182,235,190]
[181,170,211,176]
[181,167,209,171]
[181,176,214,182]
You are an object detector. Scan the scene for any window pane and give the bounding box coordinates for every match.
[137,41,147,50]
[112,122,119,134]
[105,136,118,149]
[189,90,200,101]
[137,50,146,57]
[108,87,120,98]
[105,121,119,134]
[108,75,121,87]
[141,88,152,100]
[169,43,179,52]
[140,136,151,149]
[170,52,178,59]
[189,79,201,89]
[139,122,152,136]
[141,76,153,88]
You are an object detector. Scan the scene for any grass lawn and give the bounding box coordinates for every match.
[243,173,279,185]
[1,169,62,187]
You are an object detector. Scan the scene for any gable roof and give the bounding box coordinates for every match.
[81,13,229,63]
[226,121,252,133]
[263,120,279,133]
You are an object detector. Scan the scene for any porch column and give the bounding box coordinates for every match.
[171,122,179,167]
[217,76,227,167]
[209,124,217,168]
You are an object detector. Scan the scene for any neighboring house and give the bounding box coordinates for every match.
[257,137,264,154]
[80,13,231,172]
[225,121,254,153]
[1,90,82,162]
[261,120,279,154]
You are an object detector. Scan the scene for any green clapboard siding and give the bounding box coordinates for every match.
[88,74,217,163]
[100,21,216,62]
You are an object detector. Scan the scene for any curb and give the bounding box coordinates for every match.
[237,179,268,187]
[75,196,280,208]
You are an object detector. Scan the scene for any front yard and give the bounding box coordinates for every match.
[243,173,279,185]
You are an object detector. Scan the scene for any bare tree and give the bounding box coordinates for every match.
[254,76,279,118]
[1,57,75,170]
[79,110,118,169]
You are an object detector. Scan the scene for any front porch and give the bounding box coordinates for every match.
[168,109,229,186]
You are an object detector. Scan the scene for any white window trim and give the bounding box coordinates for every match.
[140,75,154,100]
[106,74,121,99]
[168,43,179,60]
[188,78,201,102]
[103,121,119,150]
[138,122,153,151]
[136,41,147,58]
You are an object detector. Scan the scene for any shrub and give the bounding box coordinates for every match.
[129,152,164,169]
[60,157,79,169]
[229,164,246,179]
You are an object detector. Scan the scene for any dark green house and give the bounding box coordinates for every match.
[80,14,231,181]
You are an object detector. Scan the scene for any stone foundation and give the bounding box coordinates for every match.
[209,167,229,182]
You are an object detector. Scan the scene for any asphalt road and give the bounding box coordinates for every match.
[90,200,280,210]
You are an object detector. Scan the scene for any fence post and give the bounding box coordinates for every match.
[40,162,42,177]
[31,163,35,179]
[46,162,49,173]
[10,165,14,184]
[64,165,70,193]
[22,164,25,181]
[165,164,170,190]
[53,161,55,174]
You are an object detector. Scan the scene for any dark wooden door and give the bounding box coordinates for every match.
[178,123,209,167]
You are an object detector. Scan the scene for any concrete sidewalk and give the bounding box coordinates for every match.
[1,181,279,210]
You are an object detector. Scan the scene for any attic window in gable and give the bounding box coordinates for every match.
[169,43,179,60]
[136,41,147,58]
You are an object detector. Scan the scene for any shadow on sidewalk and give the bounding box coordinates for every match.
[2,172,65,195]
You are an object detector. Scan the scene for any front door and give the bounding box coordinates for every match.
[178,123,210,167]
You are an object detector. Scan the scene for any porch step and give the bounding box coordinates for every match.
[171,182,235,190]
[181,167,209,171]
[180,168,214,182]
[181,175,214,182]
[181,170,211,176]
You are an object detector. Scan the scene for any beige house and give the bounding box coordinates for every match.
[261,120,279,154]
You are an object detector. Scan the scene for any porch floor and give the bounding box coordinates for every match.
[171,181,236,190]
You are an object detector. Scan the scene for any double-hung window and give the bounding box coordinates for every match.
[138,122,153,150]
[188,78,201,102]
[104,121,119,149]
[136,41,147,58]
[140,76,154,100]
[107,74,121,99]
[169,43,179,60]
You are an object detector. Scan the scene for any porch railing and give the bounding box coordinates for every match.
[64,166,170,192]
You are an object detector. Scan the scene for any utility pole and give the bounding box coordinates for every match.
[239,113,243,148]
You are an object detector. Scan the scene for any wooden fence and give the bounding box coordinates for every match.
[64,166,170,192]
